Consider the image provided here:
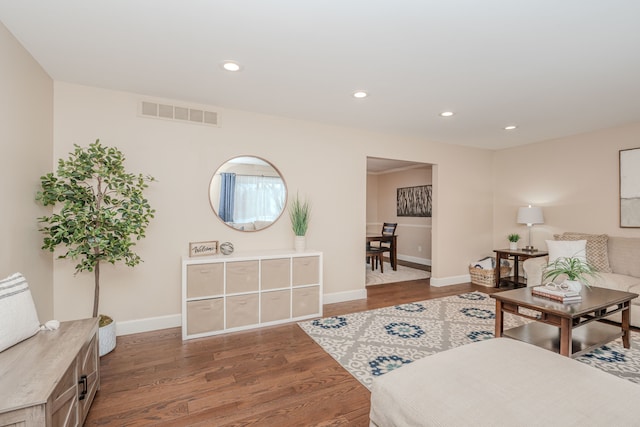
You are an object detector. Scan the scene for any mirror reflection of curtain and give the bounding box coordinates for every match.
[219,173,236,222]
[234,175,285,223]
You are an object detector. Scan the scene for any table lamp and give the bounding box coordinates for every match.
[517,205,544,252]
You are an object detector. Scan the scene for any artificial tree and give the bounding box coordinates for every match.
[36,140,155,319]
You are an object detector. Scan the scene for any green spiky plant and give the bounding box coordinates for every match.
[508,233,521,242]
[36,140,155,319]
[543,256,599,288]
[289,192,311,236]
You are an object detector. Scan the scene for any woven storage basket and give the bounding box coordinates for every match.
[469,265,511,287]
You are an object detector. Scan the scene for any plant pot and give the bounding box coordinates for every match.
[564,280,582,292]
[99,319,116,357]
[294,235,306,252]
[509,242,518,250]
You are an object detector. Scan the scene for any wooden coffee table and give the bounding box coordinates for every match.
[491,286,638,357]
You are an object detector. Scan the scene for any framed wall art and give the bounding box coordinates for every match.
[620,147,640,228]
[189,240,219,257]
[397,185,432,217]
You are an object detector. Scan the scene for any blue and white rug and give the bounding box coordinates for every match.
[298,292,640,389]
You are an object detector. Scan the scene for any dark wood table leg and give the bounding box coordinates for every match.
[494,252,506,288]
[392,235,397,271]
[560,317,572,357]
[622,303,631,349]
[513,255,520,284]
[494,300,504,337]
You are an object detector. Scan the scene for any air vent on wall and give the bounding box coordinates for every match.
[139,101,218,127]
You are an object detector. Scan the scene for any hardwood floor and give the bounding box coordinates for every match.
[86,280,496,426]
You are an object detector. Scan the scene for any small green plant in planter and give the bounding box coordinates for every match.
[508,233,520,250]
[36,140,155,355]
[289,192,311,251]
[543,257,599,290]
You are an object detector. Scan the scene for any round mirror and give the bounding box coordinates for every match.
[209,156,287,231]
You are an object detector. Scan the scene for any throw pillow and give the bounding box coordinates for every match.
[546,239,587,263]
[554,232,612,273]
[0,273,41,353]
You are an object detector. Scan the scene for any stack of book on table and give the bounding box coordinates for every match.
[531,285,582,303]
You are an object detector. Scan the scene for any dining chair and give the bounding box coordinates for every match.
[366,245,385,273]
[370,222,397,267]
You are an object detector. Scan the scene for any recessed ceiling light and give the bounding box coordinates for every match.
[440,111,454,117]
[504,125,517,130]
[221,61,241,72]
[352,90,368,99]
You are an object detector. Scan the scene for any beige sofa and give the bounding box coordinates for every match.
[369,338,640,427]
[523,233,640,327]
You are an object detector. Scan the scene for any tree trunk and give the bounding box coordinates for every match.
[93,261,100,318]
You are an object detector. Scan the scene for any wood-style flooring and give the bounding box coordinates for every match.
[86,279,497,426]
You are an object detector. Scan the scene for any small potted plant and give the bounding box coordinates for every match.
[543,257,599,291]
[289,192,311,252]
[508,233,520,250]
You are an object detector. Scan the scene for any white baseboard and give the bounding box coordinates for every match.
[430,274,471,287]
[114,290,367,336]
[396,254,431,266]
[322,289,367,304]
[116,313,181,336]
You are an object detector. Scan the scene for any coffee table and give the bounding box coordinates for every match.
[491,286,638,357]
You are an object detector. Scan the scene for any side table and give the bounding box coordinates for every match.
[493,248,548,288]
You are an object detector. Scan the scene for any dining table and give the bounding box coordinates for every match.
[366,234,398,271]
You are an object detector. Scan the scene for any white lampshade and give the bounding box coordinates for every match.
[517,205,544,225]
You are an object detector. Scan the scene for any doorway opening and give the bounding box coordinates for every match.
[366,157,433,286]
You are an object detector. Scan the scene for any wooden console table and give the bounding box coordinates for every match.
[493,248,548,288]
[0,318,99,426]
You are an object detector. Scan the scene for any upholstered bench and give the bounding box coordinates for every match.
[369,338,640,427]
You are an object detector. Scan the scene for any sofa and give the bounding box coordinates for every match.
[523,232,640,327]
[369,338,640,427]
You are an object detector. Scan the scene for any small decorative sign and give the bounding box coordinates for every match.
[189,240,218,257]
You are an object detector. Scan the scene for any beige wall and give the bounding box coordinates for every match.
[367,166,433,264]
[0,23,54,320]
[494,123,640,252]
[51,82,494,326]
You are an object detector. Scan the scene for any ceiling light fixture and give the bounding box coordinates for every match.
[440,111,454,117]
[221,61,241,72]
[352,90,368,99]
[504,125,517,130]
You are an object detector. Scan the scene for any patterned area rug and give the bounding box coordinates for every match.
[365,262,430,286]
[298,292,640,389]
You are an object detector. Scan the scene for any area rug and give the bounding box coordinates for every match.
[298,292,640,389]
[365,262,430,286]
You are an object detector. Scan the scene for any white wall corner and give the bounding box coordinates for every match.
[429,274,471,287]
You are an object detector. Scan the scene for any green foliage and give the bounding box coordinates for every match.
[507,233,521,242]
[36,140,155,317]
[543,256,599,287]
[289,192,311,236]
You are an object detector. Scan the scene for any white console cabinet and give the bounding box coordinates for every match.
[182,250,322,340]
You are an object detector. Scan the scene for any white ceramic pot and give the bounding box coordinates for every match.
[294,235,306,252]
[564,280,582,292]
[99,320,116,357]
[509,242,518,250]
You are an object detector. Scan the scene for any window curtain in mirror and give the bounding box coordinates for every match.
[234,175,285,223]
[219,172,236,222]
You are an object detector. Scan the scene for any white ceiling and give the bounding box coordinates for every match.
[2,1,640,150]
